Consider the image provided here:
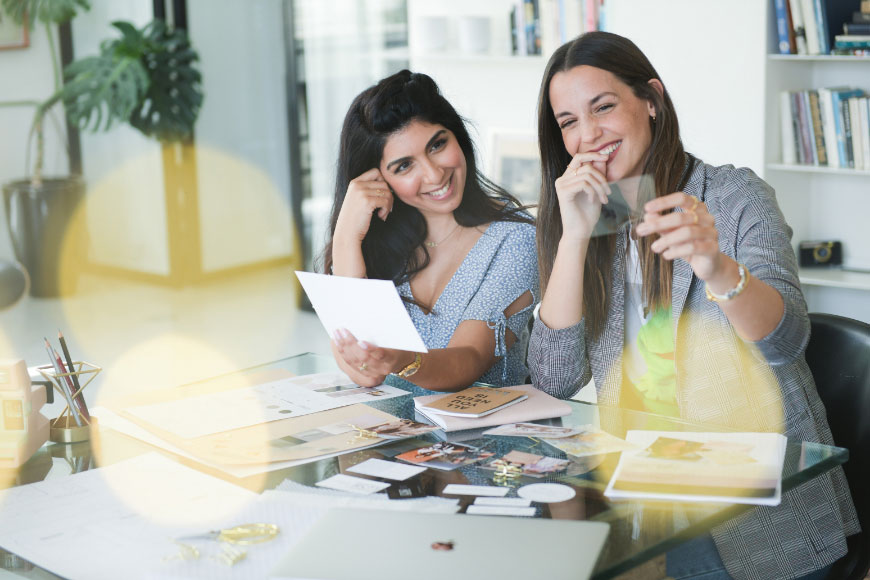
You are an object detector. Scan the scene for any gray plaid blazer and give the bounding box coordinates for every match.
[529,159,860,580]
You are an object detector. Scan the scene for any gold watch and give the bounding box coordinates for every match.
[397,352,422,378]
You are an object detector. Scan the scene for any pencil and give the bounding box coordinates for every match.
[58,330,90,420]
[44,338,83,427]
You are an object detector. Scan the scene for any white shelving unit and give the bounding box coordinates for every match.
[763,48,870,321]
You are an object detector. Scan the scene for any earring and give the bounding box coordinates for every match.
[651,114,657,123]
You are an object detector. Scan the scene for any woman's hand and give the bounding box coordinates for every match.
[333,168,394,246]
[553,151,610,241]
[635,192,724,281]
[332,329,414,388]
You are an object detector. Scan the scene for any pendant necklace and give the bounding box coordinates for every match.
[425,223,461,248]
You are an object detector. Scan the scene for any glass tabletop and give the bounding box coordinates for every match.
[3,353,849,580]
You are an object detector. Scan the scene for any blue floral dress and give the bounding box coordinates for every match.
[396,220,539,388]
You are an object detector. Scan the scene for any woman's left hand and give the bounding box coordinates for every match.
[635,192,724,281]
[332,329,413,387]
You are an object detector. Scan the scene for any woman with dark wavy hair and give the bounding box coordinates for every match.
[528,32,857,580]
[323,70,538,391]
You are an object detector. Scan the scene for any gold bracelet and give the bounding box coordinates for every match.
[396,352,422,378]
[705,263,750,303]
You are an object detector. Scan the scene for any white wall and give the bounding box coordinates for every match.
[604,0,768,174]
[0,24,69,261]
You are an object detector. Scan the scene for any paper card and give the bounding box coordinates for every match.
[483,422,583,439]
[466,505,536,517]
[295,271,428,352]
[542,425,638,458]
[473,497,532,507]
[346,458,426,481]
[441,484,509,497]
[315,474,391,495]
[395,442,495,471]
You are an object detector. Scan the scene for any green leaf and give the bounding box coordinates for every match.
[62,52,149,133]
[128,20,204,142]
[0,0,90,26]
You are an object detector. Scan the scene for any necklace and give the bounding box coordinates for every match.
[424,223,461,248]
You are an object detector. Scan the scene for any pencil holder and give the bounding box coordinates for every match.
[37,361,101,444]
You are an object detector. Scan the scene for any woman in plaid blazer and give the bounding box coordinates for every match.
[528,31,859,580]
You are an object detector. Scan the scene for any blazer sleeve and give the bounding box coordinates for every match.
[714,169,810,365]
[528,316,591,399]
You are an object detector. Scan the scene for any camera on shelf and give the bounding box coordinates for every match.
[799,240,842,268]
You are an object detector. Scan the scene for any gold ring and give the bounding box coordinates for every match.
[359,363,368,372]
[691,211,699,225]
[690,197,699,211]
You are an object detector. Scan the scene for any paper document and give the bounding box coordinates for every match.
[123,371,407,439]
[296,271,428,352]
[604,431,788,506]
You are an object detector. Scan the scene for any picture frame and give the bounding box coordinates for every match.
[488,130,540,208]
[0,11,29,51]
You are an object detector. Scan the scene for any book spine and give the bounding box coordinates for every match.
[844,23,870,34]
[785,0,797,53]
[862,98,870,171]
[801,0,821,54]
[850,98,864,171]
[818,88,841,168]
[808,90,828,166]
[802,91,819,164]
[781,92,798,165]
[514,0,527,55]
[854,12,870,24]
[789,0,809,54]
[842,99,854,168]
[832,92,848,167]
[797,92,815,164]
[813,0,830,54]
[791,93,805,164]
[775,0,793,54]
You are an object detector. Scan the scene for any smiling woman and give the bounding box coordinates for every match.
[321,70,538,392]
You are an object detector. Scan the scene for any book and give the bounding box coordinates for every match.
[844,23,870,34]
[794,91,814,164]
[413,384,572,432]
[789,0,809,54]
[604,431,788,506]
[775,0,793,54]
[843,98,855,168]
[834,34,870,48]
[862,98,870,170]
[818,87,842,168]
[848,97,864,170]
[818,0,864,53]
[801,0,821,54]
[801,91,819,164]
[780,92,798,165]
[854,12,870,24]
[418,386,528,418]
[808,90,828,166]
[831,88,866,167]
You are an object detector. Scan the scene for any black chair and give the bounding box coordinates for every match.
[805,313,870,580]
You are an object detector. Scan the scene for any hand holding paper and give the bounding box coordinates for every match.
[296,271,427,352]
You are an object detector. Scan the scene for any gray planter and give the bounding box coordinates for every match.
[2,177,87,297]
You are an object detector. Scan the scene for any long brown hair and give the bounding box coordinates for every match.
[536,31,689,338]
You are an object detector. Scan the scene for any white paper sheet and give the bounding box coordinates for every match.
[346,458,426,481]
[123,371,407,439]
[315,474,391,494]
[0,453,259,580]
[295,271,428,352]
[93,407,390,478]
[465,505,536,517]
[441,484,509,497]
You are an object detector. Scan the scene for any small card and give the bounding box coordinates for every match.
[542,425,638,458]
[480,451,569,478]
[466,505,536,517]
[395,442,495,471]
[483,422,583,439]
[441,484,509,497]
[473,497,532,507]
[315,474,391,494]
[346,458,426,481]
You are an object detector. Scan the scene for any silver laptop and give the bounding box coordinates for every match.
[270,508,609,580]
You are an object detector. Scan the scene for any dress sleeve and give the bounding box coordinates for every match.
[715,169,810,365]
[460,222,539,359]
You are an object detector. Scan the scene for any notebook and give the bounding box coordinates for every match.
[414,384,572,431]
[417,386,527,418]
[270,508,609,580]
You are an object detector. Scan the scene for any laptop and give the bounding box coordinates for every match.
[270,508,610,580]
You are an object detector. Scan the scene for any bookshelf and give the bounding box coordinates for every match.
[763,19,870,320]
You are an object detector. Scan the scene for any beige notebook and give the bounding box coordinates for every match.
[414,384,572,432]
[418,386,527,418]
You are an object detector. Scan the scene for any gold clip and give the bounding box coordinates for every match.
[164,542,200,562]
[490,459,523,484]
[346,423,381,444]
[214,544,247,566]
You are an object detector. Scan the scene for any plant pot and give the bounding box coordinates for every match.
[2,177,87,297]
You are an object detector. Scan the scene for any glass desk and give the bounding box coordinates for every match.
[3,353,850,579]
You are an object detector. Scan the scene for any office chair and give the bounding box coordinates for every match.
[804,313,870,580]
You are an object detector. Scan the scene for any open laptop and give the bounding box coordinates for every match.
[270,508,609,580]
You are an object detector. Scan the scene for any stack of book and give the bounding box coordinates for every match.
[509,0,590,57]
[774,0,868,55]
[780,88,870,170]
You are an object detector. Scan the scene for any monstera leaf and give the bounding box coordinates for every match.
[129,20,203,141]
[62,22,150,132]
[0,0,90,25]
[61,20,202,140]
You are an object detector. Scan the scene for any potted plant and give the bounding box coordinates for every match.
[0,0,203,296]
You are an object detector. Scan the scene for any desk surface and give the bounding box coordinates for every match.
[4,353,849,580]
